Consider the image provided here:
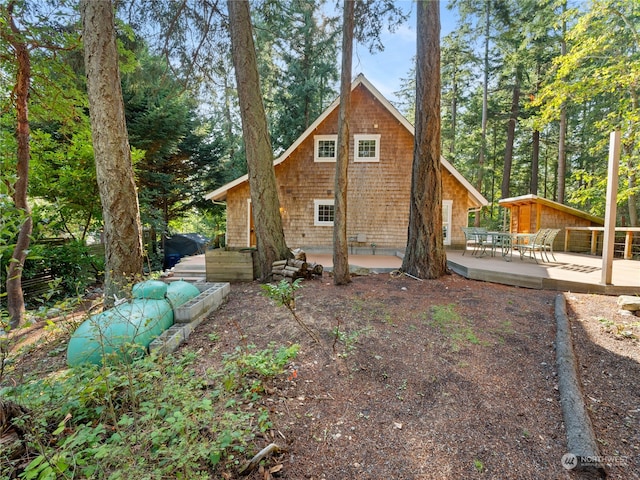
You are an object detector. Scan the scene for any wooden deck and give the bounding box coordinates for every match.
[445,249,639,295]
[169,249,639,296]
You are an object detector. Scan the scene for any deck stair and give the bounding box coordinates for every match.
[162,255,206,282]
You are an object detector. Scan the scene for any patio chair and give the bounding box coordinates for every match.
[461,227,488,256]
[541,228,561,263]
[517,229,550,264]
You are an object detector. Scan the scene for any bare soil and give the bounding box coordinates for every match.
[4,272,639,479]
[181,273,639,480]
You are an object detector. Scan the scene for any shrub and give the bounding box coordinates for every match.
[0,344,298,479]
[19,241,104,304]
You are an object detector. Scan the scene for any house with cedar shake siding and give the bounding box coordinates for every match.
[205,74,488,253]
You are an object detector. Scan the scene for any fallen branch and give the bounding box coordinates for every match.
[389,269,423,281]
[238,442,284,476]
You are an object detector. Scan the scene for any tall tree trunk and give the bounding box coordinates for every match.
[557,5,567,204]
[227,0,291,280]
[450,68,457,156]
[530,128,540,195]
[401,0,447,280]
[332,0,354,286]
[4,1,32,329]
[626,90,639,226]
[223,74,237,166]
[530,66,541,195]
[474,0,491,226]
[627,167,638,226]
[501,75,520,199]
[81,0,144,306]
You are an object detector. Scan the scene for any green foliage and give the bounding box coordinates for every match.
[331,324,372,357]
[168,208,227,248]
[474,458,485,473]
[0,193,27,267]
[534,0,640,219]
[261,278,303,311]
[1,345,298,479]
[18,241,103,304]
[122,46,227,231]
[219,343,300,396]
[261,279,323,345]
[252,0,340,153]
[430,304,482,352]
[28,127,102,242]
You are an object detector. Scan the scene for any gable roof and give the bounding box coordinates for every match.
[499,194,604,225]
[205,73,488,207]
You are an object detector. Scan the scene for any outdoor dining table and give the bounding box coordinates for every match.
[469,231,515,261]
[487,231,516,261]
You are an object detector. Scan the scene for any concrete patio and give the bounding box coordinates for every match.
[168,248,639,295]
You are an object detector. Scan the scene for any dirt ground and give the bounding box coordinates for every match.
[4,271,639,479]
[180,272,639,480]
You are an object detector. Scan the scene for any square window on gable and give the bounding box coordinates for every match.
[314,135,337,162]
[354,134,381,162]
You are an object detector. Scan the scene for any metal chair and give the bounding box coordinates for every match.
[461,227,488,256]
[517,229,550,264]
[541,228,561,263]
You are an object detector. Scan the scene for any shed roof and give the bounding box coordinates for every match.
[498,194,604,225]
[205,74,488,207]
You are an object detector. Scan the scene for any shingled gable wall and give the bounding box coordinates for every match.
[223,83,475,251]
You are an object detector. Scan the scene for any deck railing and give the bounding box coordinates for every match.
[564,226,640,259]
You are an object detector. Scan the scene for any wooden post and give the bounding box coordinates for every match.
[624,230,633,260]
[601,131,621,285]
[590,230,598,255]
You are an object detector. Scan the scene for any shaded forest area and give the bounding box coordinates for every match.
[1,0,638,287]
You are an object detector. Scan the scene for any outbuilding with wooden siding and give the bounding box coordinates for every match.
[205,74,488,254]
[498,194,604,253]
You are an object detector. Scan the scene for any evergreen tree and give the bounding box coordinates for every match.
[227,0,291,280]
[402,0,448,279]
[81,0,144,305]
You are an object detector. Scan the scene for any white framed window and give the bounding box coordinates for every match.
[314,135,337,162]
[354,134,381,162]
[314,199,335,226]
[442,200,453,246]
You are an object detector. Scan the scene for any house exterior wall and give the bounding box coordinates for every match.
[224,84,475,251]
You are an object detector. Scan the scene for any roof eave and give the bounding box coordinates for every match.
[498,194,604,225]
[203,73,489,208]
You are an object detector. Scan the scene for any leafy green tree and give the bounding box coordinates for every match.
[28,127,102,242]
[122,47,200,229]
[0,0,80,327]
[536,0,640,224]
[441,25,477,158]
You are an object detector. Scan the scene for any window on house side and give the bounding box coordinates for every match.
[314,199,335,225]
[442,200,452,246]
[314,135,338,162]
[354,134,381,162]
